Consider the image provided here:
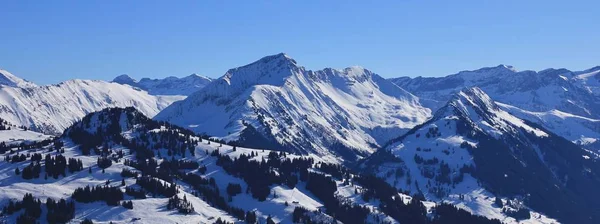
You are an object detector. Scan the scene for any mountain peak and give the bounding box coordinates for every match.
[496,64,517,71]
[112,74,137,84]
[479,64,518,73]
[0,69,37,88]
[214,53,302,92]
[246,53,297,68]
[112,74,212,96]
[443,87,499,119]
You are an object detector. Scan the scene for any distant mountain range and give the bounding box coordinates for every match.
[1,55,599,223]
[113,73,212,96]
[0,70,208,134]
[391,65,600,151]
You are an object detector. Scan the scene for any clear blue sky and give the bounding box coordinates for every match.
[1,0,599,84]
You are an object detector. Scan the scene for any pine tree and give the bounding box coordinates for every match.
[494,197,503,208]
[15,167,20,175]
[266,215,275,224]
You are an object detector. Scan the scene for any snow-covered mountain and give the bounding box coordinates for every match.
[112,74,212,96]
[0,71,184,135]
[391,65,600,151]
[0,69,37,88]
[497,102,600,151]
[573,66,600,96]
[1,107,503,223]
[391,65,600,118]
[362,87,600,223]
[155,53,431,162]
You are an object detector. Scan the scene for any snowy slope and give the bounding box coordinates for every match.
[497,102,600,151]
[0,74,184,135]
[0,142,239,224]
[0,129,52,146]
[0,69,37,88]
[113,74,212,96]
[1,107,510,224]
[156,53,430,162]
[391,65,600,119]
[362,87,600,223]
[573,66,600,96]
[0,108,357,223]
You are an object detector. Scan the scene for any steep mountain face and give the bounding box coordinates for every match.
[391,65,600,118]
[155,53,431,162]
[363,87,600,223]
[0,69,37,88]
[113,74,212,96]
[391,65,600,151]
[0,73,184,135]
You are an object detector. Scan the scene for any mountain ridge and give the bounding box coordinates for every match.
[156,53,431,162]
[0,70,184,134]
[364,87,600,223]
[112,73,212,96]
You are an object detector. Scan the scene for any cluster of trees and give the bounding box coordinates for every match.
[414,154,439,165]
[2,194,76,224]
[432,203,502,224]
[503,207,531,221]
[214,218,234,224]
[2,193,42,224]
[354,175,502,224]
[72,185,124,206]
[180,173,248,221]
[124,158,159,176]
[120,168,138,178]
[0,142,9,154]
[1,138,54,154]
[44,154,67,178]
[16,154,85,180]
[425,127,441,138]
[125,186,147,199]
[155,158,200,181]
[305,172,370,223]
[121,200,134,209]
[46,198,76,223]
[160,158,199,170]
[292,206,312,223]
[226,183,242,198]
[20,161,41,179]
[316,162,350,180]
[6,153,27,163]
[136,176,178,197]
[212,150,312,201]
[97,156,112,169]
[48,154,83,177]
[0,117,13,130]
[166,194,194,214]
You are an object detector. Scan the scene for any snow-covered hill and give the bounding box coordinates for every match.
[1,107,499,224]
[362,87,600,223]
[155,53,430,162]
[113,74,212,96]
[0,72,184,135]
